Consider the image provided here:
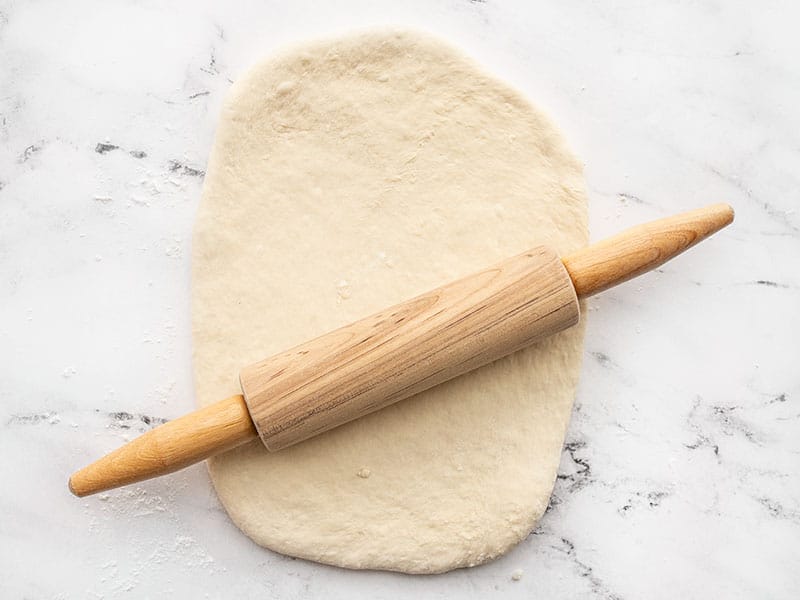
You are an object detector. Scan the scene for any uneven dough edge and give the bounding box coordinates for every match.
[192,29,588,574]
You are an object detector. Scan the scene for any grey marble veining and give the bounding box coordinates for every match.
[1,1,798,598]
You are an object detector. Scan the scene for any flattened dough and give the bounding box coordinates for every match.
[192,31,588,574]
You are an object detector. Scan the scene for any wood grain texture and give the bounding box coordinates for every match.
[240,246,579,451]
[68,394,257,496]
[562,203,734,298]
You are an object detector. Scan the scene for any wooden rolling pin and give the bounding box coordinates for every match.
[69,203,734,497]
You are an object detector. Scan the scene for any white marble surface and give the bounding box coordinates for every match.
[1,1,798,598]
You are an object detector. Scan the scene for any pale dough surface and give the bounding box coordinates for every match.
[192,31,588,574]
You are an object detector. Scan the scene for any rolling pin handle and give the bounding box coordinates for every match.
[68,394,257,497]
[562,203,734,298]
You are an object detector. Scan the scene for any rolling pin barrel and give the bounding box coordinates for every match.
[240,245,580,450]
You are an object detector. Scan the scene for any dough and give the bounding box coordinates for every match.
[192,31,588,574]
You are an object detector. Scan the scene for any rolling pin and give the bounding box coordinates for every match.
[69,203,734,497]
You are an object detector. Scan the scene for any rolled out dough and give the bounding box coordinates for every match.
[192,31,588,574]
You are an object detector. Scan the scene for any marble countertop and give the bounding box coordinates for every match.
[1,1,798,598]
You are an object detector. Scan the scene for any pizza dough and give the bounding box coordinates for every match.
[192,31,588,574]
